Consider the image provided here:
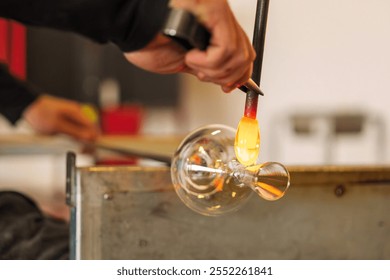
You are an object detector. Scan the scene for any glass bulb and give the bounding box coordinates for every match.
[171,125,253,216]
[171,124,290,216]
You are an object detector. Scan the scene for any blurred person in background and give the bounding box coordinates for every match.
[0,63,99,260]
[0,64,99,141]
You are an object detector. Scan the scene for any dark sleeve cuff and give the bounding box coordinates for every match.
[112,0,170,52]
[0,65,39,125]
[0,0,170,52]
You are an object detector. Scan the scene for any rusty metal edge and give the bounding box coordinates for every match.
[76,165,390,191]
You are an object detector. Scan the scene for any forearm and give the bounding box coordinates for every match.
[0,0,169,52]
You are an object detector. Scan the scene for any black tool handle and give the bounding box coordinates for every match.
[162,9,210,51]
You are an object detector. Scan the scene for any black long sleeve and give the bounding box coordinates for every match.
[0,0,170,52]
[0,64,39,124]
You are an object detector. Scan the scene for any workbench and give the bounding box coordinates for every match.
[67,154,390,260]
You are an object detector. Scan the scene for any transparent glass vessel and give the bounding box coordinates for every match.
[171,124,290,216]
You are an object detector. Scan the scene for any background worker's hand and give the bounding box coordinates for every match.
[124,0,256,93]
[23,95,99,142]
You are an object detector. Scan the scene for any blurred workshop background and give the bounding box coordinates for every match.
[0,0,390,218]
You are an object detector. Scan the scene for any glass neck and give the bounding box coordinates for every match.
[229,160,288,201]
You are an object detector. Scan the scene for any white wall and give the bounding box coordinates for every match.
[178,0,390,164]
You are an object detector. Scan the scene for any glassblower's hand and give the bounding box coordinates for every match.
[23,95,99,142]
[124,0,256,93]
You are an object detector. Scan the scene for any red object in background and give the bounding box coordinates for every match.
[0,19,9,63]
[0,19,26,80]
[9,22,26,80]
[97,105,144,166]
[101,105,143,135]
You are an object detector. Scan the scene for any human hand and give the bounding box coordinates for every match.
[125,0,256,93]
[23,95,99,142]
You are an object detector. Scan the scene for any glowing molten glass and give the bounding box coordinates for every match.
[234,116,260,166]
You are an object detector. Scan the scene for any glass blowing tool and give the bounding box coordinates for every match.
[235,0,270,166]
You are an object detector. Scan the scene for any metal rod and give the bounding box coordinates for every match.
[243,0,270,118]
[96,144,172,165]
[239,80,264,96]
[252,0,270,84]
